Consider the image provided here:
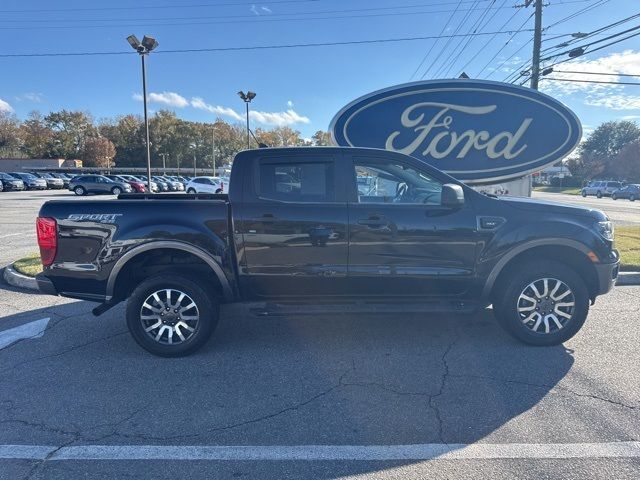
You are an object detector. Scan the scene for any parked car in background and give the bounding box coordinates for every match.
[0,172,26,191]
[31,172,64,189]
[50,173,72,188]
[69,174,132,196]
[105,174,146,193]
[581,181,624,198]
[10,172,47,190]
[611,183,639,201]
[161,175,185,191]
[151,176,171,191]
[120,175,157,193]
[137,176,162,192]
[185,176,225,194]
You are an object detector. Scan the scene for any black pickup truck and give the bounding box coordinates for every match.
[36,147,619,356]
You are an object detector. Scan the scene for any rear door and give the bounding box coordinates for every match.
[235,152,349,299]
[345,153,479,298]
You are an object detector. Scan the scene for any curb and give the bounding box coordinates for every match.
[3,265,39,291]
[617,271,640,286]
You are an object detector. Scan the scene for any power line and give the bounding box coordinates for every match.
[545,0,611,29]
[421,0,483,79]
[553,70,640,77]
[0,2,497,24]
[0,5,530,31]
[409,0,465,80]
[542,77,640,85]
[439,0,503,78]
[476,10,532,77]
[0,30,536,58]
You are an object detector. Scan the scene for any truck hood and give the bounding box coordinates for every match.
[497,195,608,221]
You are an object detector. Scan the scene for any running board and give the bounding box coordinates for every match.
[249,301,477,317]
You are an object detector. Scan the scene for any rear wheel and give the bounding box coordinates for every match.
[596,191,602,198]
[187,188,196,194]
[126,274,218,356]
[493,260,589,346]
[581,190,587,197]
[630,194,636,202]
[612,193,618,200]
[74,186,86,196]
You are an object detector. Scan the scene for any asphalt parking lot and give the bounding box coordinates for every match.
[0,188,639,479]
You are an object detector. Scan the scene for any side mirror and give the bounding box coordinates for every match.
[441,183,465,208]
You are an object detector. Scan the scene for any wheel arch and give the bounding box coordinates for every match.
[483,239,600,301]
[106,241,233,302]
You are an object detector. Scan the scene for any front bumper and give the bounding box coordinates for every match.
[36,274,58,296]
[594,257,619,295]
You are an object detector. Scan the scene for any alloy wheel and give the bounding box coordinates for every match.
[140,289,200,345]
[517,278,575,334]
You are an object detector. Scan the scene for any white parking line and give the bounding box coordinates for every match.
[0,318,50,350]
[0,233,23,239]
[0,442,638,461]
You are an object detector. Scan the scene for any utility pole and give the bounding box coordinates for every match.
[529,0,543,90]
[211,126,216,176]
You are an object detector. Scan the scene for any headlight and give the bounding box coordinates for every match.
[597,221,614,241]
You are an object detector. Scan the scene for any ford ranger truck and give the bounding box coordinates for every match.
[35,147,619,356]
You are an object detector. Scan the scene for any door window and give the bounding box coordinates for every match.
[354,159,443,205]
[258,161,335,203]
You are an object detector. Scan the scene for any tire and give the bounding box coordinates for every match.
[493,260,589,346]
[581,190,587,197]
[187,188,196,194]
[630,195,636,202]
[111,187,122,196]
[612,193,617,200]
[126,274,219,357]
[74,186,86,196]
[596,191,602,198]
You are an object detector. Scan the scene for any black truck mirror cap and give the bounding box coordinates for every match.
[441,184,465,207]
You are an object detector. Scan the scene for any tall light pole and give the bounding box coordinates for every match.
[126,34,159,192]
[211,125,216,176]
[237,90,256,149]
[190,143,197,177]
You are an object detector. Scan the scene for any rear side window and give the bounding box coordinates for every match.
[608,182,621,188]
[258,161,335,203]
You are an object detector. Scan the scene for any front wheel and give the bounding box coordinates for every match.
[74,186,86,196]
[126,274,219,356]
[187,188,196,194]
[493,261,589,346]
[596,191,602,198]
[630,194,636,202]
[612,193,618,200]
[111,186,122,196]
[581,190,587,197]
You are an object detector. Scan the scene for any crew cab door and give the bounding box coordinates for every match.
[235,153,349,299]
[346,153,478,297]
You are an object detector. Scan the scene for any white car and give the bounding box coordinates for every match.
[185,176,227,194]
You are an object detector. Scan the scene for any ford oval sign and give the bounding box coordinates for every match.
[330,80,581,183]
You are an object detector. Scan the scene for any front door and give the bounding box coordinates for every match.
[236,153,349,299]
[346,154,478,298]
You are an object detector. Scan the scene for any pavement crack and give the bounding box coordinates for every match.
[449,373,638,410]
[428,328,460,444]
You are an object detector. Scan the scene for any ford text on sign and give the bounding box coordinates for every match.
[330,80,581,183]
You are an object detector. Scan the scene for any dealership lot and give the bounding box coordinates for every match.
[0,188,639,478]
[0,280,639,478]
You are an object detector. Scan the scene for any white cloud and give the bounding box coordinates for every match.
[287,100,293,107]
[250,4,259,15]
[0,98,13,113]
[191,97,310,126]
[15,92,43,102]
[261,6,272,13]
[250,109,310,126]
[133,91,189,108]
[191,97,244,121]
[541,50,640,110]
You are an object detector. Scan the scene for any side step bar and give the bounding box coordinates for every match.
[249,301,478,317]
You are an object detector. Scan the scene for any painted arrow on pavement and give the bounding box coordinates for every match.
[0,318,50,350]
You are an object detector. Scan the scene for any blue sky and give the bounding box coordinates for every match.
[1,0,639,139]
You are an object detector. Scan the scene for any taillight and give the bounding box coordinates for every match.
[36,217,57,267]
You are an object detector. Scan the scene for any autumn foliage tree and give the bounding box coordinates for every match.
[82,137,116,168]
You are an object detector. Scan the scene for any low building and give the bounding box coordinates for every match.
[0,158,82,171]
